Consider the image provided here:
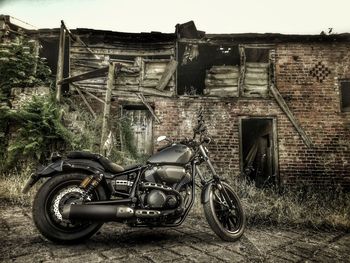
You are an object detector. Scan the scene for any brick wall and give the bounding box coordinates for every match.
[76,42,350,189]
[151,42,350,189]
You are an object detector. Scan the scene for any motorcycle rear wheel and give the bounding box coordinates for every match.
[203,182,246,241]
[32,172,106,243]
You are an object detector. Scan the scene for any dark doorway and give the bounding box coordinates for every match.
[240,117,277,187]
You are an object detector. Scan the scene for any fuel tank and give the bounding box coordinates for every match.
[147,143,193,165]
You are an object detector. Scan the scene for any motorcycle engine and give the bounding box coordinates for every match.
[145,189,178,209]
[141,165,191,209]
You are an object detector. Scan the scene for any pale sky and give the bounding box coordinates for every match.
[0,0,349,34]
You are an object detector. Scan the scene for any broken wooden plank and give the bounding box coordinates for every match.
[244,78,268,86]
[204,87,239,97]
[81,88,105,104]
[100,63,115,154]
[155,59,178,91]
[206,72,240,80]
[56,21,66,103]
[116,86,173,97]
[208,66,239,74]
[71,84,97,118]
[70,47,174,57]
[246,62,269,68]
[137,93,161,124]
[205,78,238,86]
[59,66,108,85]
[269,84,313,148]
[142,79,175,88]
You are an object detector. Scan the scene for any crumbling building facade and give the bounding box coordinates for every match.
[2,16,350,188]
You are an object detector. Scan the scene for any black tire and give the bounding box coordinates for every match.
[203,182,246,241]
[32,172,107,243]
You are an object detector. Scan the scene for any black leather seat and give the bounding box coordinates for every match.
[67,151,124,173]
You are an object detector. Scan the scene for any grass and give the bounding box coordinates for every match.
[1,170,349,231]
[231,178,350,230]
[0,165,41,206]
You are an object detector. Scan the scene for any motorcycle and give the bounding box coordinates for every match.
[23,109,246,243]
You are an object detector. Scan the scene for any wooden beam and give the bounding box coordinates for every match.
[73,84,120,108]
[61,20,77,41]
[238,45,246,97]
[155,59,178,90]
[61,20,103,61]
[56,21,66,103]
[269,84,313,148]
[82,89,106,104]
[58,66,108,85]
[71,84,96,119]
[100,63,115,154]
[137,93,161,124]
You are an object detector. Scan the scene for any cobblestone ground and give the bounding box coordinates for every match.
[0,203,349,263]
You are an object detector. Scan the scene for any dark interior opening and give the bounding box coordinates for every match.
[123,104,148,111]
[340,80,350,112]
[245,48,269,63]
[177,43,239,95]
[39,36,70,93]
[241,118,275,187]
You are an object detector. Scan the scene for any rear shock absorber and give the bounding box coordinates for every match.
[79,174,103,201]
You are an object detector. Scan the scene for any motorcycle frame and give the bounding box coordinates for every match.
[86,160,201,227]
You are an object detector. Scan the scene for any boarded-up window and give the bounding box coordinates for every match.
[204,65,239,97]
[242,47,271,97]
[340,80,350,112]
[141,59,175,91]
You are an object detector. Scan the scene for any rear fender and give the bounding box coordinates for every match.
[22,158,106,194]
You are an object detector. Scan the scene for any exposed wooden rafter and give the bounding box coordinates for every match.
[137,93,161,124]
[58,66,109,85]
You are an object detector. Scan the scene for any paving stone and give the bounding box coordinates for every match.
[0,203,349,263]
[169,244,203,257]
[209,248,246,262]
[143,248,182,262]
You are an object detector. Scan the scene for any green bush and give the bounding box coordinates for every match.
[2,95,78,169]
[0,37,51,96]
[0,36,53,169]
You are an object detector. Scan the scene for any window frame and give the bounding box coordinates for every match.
[339,79,350,112]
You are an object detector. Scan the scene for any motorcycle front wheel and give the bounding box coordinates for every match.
[203,182,246,241]
[32,172,107,243]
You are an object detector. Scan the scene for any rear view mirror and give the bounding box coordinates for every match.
[156,135,167,142]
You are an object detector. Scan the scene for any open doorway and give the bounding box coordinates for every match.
[240,117,278,187]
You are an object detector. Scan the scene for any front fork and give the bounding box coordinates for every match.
[197,145,235,209]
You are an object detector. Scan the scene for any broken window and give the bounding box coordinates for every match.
[340,80,350,112]
[241,46,272,98]
[177,43,274,98]
[177,43,240,96]
[240,117,277,187]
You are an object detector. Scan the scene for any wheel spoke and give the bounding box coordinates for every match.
[228,216,237,229]
[226,216,233,230]
[214,192,229,208]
